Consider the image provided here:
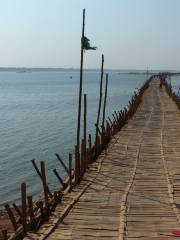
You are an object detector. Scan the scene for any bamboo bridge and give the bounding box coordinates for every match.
[2,76,180,239]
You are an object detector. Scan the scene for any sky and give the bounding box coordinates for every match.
[0,0,180,70]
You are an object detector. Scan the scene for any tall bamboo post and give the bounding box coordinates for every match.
[95,54,104,146]
[101,73,108,137]
[84,94,87,170]
[76,8,85,182]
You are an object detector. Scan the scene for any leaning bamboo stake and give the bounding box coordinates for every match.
[102,73,108,137]
[95,54,104,145]
[84,94,87,171]
[21,182,27,236]
[31,159,52,198]
[40,161,49,208]
[53,168,66,188]
[4,204,18,231]
[55,153,69,175]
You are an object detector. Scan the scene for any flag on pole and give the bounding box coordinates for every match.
[82,36,97,50]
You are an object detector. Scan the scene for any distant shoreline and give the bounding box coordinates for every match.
[0,67,180,75]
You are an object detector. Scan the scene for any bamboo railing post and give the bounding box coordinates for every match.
[108,117,113,127]
[69,153,72,187]
[88,134,92,163]
[76,8,85,178]
[27,196,34,225]
[21,182,27,236]
[102,73,108,139]
[84,94,87,171]
[95,54,104,147]
[75,145,80,184]
[40,161,49,208]
[88,134,92,150]
[81,139,85,176]
[4,204,18,231]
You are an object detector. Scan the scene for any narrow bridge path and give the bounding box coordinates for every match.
[26,78,180,239]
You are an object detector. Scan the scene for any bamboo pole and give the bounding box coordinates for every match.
[53,168,65,188]
[31,159,52,198]
[88,134,92,163]
[55,153,69,175]
[95,54,104,145]
[77,8,85,159]
[75,145,80,184]
[84,94,87,170]
[5,204,18,231]
[81,139,84,176]
[88,134,92,150]
[40,161,49,208]
[21,182,27,236]
[102,73,108,137]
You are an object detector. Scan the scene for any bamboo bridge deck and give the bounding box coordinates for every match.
[25,77,180,239]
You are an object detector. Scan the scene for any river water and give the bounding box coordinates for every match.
[0,69,160,205]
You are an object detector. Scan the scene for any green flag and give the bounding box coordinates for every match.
[82,36,97,50]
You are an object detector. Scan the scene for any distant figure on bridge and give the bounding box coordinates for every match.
[159,75,166,89]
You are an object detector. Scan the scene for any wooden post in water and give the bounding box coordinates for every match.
[76,9,85,180]
[84,94,87,170]
[21,182,27,236]
[101,73,108,139]
[95,54,104,150]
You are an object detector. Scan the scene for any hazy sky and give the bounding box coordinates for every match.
[0,0,180,70]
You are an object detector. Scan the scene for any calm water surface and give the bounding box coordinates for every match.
[0,70,149,205]
[171,76,180,95]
